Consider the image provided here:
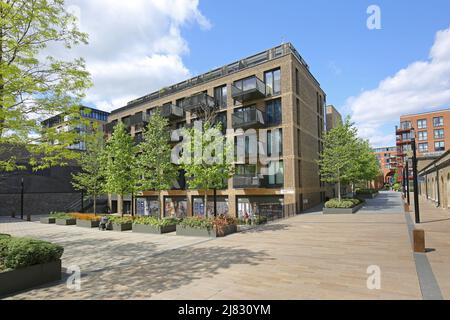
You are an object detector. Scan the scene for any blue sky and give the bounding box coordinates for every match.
[65,0,450,148]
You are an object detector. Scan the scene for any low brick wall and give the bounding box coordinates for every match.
[0,193,80,217]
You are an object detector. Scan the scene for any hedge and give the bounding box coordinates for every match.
[133,216,180,227]
[0,237,64,272]
[325,198,362,209]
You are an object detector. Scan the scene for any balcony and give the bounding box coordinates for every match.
[130,112,149,127]
[104,121,117,134]
[231,76,266,103]
[233,175,264,189]
[396,137,412,146]
[232,108,265,130]
[395,125,412,135]
[161,104,185,120]
[183,93,216,112]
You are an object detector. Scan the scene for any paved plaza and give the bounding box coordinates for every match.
[0,191,448,300]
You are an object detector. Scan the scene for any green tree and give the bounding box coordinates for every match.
[0,0,92,172]
[180,122,234,217]
[103,122,137,216]
[136,111,178,216]
[71,130,105,215]
[353,139,382,188]
[318,118,359,201]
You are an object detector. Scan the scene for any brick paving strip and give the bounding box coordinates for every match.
[404,212,443,300]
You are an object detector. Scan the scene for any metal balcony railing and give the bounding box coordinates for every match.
[183,93,216,112]
[161,104,185,120]
[232,108,265,129]
[231,76,266,103]
[233,175,263,189]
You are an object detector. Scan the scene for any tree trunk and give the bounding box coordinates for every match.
[118,193,123,216]
[337,180,341,202]
[204,192,208,218]
[93,193,97,215]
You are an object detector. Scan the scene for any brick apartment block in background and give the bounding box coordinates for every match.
[105,43,332,219]
[396,108,450,184]
[373,146,398,185]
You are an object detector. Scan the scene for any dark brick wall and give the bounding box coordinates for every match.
[0,192,80,216]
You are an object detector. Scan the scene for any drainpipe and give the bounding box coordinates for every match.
[425,174,428,199]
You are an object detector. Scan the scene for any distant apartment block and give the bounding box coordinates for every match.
[105,43,329,218]
[396,108,450,183]
[372,146,397,184]
[325,105,342,131]
[42,106,109,151]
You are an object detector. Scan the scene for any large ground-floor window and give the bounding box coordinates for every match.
[164,196,188,218]
[237,196,284,221]
[136,197,160,217]
[192,196,229,217]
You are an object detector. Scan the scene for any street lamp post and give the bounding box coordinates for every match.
[411,129,420,224]
[20,178,24,220]
[406,159,410,206]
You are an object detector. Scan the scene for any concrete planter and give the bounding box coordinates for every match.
[323,202,364,214]
[107,222,132,232]
[0,260,62,297]
[356,192,379,199]
[55,218,76,226]
[76,219,100,228]
[132,224,176,234]
[176,224,237,238]
[40,217,56,224]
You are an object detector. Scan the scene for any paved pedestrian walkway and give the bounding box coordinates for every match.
[358,191,405,214]
[408,195,450,299]
[1,194,425,300]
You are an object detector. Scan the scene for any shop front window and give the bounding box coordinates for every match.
[237,196,284,221]
[136,197,160,217]
[192,196,229,217]
[164,197,187,218]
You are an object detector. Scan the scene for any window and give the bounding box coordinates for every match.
[267,129,283,157]
[435,141,445,152]
[433,116,444,127]
[214,85,227,108]
[417,119,427,129]
[266,98,282,126]
[264,68,281,96]
[176,98,185,108]
[418,143,428,153]
[402,132,411,140]
[296,98,301,125]
[295,68,300,95]
[434,129,444,139]
[267,161,284,186]
[418,131,428,141]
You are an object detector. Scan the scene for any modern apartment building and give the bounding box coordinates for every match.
[105,43,328,219]
[372,146,397,184]
[325,105,342,131]
[396,109,450,183]
[42,106,110,151]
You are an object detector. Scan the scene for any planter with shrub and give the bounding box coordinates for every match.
[238,216,268,226]
[132,217,179,234]
[323,198,364,214]
[355,189,379,199]
[176,215,237,238]
[50,213,76,226]
[72,213,101,228]
[40,217,56,224]
[107,216,133,232]
[0,236,63,297]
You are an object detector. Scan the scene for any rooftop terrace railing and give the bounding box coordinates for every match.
[112,43,312,115]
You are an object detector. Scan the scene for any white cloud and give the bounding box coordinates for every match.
[56,0,210,112]
[346,26,450,147]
